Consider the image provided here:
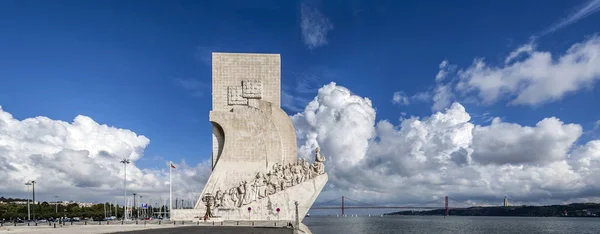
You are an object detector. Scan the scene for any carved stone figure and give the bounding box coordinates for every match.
[283,165,292,188]
[243,181,251,205]
[315,147,326,162]
[230,188,238,208]
[210,147,328,210]
[214,190,223,207]
[258,173,267,199]
[313,147,326,175]
[303,160,312,180]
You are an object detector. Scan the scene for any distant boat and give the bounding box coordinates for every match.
[305,213,310,217]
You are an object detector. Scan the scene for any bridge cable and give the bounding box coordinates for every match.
[447,198,475,207]
[314,196,342,206]
[414,197,444,207]
[343,197,377,207]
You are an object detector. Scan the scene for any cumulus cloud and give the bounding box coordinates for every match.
[441,36,600,108]
[0,106,210,204]
[292,83,600,205]
[300,3,334,50]
[472,117,582,165]
[4,82,600,206]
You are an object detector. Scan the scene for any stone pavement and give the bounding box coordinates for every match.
[0,221,310,234]
[115,226,294,234]
[0,224,180,233]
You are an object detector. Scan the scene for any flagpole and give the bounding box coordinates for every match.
[169,161,172,220]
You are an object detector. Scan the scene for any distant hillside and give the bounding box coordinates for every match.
[386,203,600,217]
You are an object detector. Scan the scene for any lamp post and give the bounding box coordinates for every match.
[132,193,137,219]
[30,180,36,221]
[120,159,130,220]
[139,195,143,219]
[54,196,59,214]
[25,182,32,221]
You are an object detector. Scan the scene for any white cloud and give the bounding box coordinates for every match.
[435,60,450,81]
[504,43,535,64]
[391,90,432,107]
[392,91,410,105]
[300,3,334,50]
[454,36,600,106]
[471,117,582,165]
[291,83,600,205]
[4,82,600,206]
[538,0,600,37]
[412,91,431,102]
[0,106,211,204]
[431,84,453,112]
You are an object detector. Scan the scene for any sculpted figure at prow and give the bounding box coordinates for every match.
[211,147,327,209]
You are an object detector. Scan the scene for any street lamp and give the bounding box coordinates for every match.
[120,158,130,220]
[30,180,36,221]
[139,195,143,219]
[54,196,59,214]
[133,193,137,219]
[25,182,32,221]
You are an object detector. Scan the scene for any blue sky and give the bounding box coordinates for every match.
[2,0,600,204]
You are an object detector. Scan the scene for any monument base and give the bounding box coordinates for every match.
[171,173,328,223]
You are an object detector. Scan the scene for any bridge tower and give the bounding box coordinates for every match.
[445,196,449,216]
[342,196,345,216]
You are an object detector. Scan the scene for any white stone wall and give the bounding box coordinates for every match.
[211,53,280,111]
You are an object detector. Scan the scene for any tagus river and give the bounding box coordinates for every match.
[303,216,600,234]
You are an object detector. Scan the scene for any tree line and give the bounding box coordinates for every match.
[0,201,167,221]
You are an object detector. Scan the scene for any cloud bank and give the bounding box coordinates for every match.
[2,82,600,206]
[427,35,600,110]
[292,83,600,205]
[0,106,211,205]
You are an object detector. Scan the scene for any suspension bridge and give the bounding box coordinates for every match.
[310,196,480,216]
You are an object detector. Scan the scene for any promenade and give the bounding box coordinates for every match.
[0,220,299,234]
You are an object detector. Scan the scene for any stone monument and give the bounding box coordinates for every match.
[171,52,328,226]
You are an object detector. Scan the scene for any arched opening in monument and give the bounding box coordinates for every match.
[211,122,225,170]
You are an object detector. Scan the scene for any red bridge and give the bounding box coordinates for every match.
[310,196,479,216]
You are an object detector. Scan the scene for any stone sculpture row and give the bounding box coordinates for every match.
[211,147,326,209]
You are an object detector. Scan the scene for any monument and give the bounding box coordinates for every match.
[171,52,328,228]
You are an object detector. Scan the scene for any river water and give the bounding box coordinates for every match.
[303,216,600,234]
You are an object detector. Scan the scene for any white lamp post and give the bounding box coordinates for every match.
[25,182,32,221]
[120,158,130,220]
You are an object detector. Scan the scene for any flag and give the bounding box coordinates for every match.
[170,162,176,169]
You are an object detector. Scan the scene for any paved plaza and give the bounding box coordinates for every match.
[0,220,300,234]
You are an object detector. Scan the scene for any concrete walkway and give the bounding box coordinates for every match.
[115,226,293,233]
[0,222,310,234]
[0,224,180,233]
